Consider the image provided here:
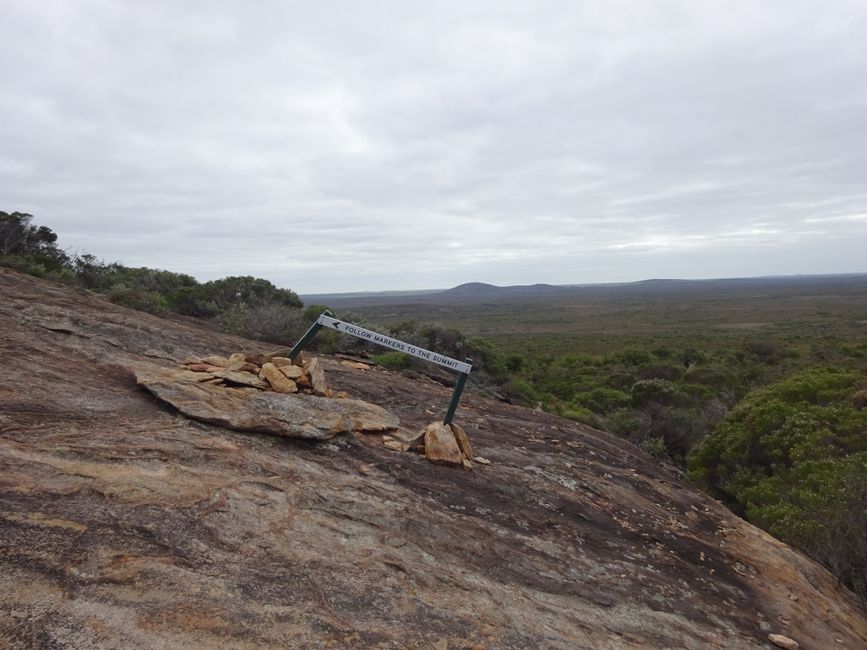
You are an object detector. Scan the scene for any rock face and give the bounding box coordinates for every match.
[132,362,399,439]
[1,268,866,649]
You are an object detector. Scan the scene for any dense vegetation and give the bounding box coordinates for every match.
[4,211,866,602]
[1,211,306,343]
[688,368,867,600]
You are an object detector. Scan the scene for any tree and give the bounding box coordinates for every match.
[0,211,69,272]
[687,367,867,601]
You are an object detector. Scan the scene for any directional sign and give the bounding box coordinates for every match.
[317,314,472,374]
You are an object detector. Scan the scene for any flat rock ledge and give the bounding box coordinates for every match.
[131,361,399,439]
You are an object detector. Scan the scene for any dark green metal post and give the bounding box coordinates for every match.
[443,358,472,425]
[287,310,332,358]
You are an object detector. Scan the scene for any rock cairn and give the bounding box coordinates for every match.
[180,351,339,398]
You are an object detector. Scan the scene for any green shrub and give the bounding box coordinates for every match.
[687,367,867,601]
[107,286,169,315]
[373,351,415,371]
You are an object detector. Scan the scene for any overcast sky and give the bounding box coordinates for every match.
[2,1,866,293]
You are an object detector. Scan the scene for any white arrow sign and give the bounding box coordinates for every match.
[317,314,472,374]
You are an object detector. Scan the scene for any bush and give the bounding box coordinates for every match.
[217,304,306,345]
[373,351,415,371]
[107,286,169,315]
[687,367,867,601]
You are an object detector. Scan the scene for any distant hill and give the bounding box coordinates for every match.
[305,273,867,308]
[438,282,563,298]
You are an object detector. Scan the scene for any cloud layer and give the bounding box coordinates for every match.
[2,1,866,291]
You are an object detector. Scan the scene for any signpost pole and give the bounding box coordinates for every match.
[443,358,472,426]
[288,310,333,359]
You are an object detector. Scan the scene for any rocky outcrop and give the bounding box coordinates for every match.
[132,361,399,439]
[1,268,866,649]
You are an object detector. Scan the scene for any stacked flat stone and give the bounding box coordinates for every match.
[181,352,332,397]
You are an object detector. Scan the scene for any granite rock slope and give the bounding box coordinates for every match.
[0,268,865,649]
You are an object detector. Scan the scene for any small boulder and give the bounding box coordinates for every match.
[202,355,229,368]
[278,364,305,380]
[768,634,799,650]
[340,360,370,370]
[227,353,259,373]
[187,363,215,373]
[261,363,298,394]
[449,423,474,460]
[271,357,295,368]
[384,439,410,452]
[308,358,328,396]
[423,422,463,466]
[212,369,269,390]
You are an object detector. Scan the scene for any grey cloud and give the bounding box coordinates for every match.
[1,1,866,292]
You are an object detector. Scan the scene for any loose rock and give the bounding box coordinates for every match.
[278,364,305,380]
[449,423,474,460]
[424,422,464,466]
[308,357,328,396]
[768,634,799,650]
[341,360,370,370]
[260,362,298,394]
[212,369,269,390]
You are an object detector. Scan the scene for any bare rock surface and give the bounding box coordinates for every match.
[133,362,398,439]
[1,268,866,649]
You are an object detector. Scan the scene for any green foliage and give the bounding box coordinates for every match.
[107,286,170,315]
[687,367,867,601]
[0,211,69,274]
[373,351,415,371]
[2,212,306,344]
[217,304,306,344]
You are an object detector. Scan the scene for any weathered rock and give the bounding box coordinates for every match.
[182,355,203,365]
[226,353,259,373]
[211,369,269,389]
[462,458,474,470]
[474,456,491,465]
[271,356,294,368]
[308,357,328,396]
[260,362,298,394]
[423,422,464,466]
[173,369,219,382]
[296,372,312,388]
[341,360,370,370]
[278,364,305,380]
[3,268,867,650]
[384,439,410,452]
[132,362,399,439]
[449,423,474,460]
[186,363,214,373]
[243,352,273,366]
[768,633,799,649]
[202,354,229,367]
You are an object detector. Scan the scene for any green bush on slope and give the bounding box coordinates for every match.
[687,367,867,601]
